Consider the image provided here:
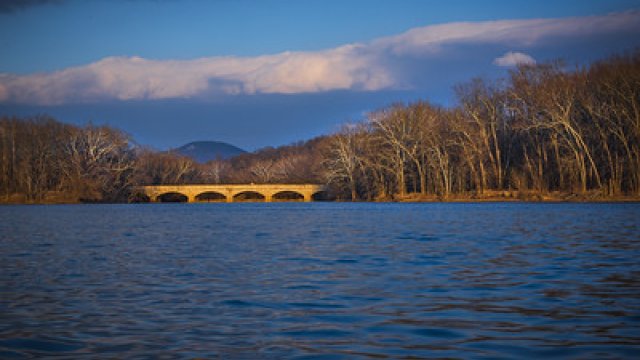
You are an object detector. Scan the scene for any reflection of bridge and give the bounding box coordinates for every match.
[137,184,327,203]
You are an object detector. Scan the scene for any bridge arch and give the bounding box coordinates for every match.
[311,190,332,201]
[157,192,189,203]
[195,191,227,202]
[233,191,266,202]
[273,190,304,201]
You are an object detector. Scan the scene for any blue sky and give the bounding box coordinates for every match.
[1,0,639,150]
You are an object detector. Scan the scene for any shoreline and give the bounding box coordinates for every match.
[2,189,640,205]
[2,195,640,205]
[388,191,640,203]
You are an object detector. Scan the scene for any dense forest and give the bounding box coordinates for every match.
[1,51,638,203]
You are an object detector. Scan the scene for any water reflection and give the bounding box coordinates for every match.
[1,203,639,358]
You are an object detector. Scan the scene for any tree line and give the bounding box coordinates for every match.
[0,117,327,203]
[324,51,639,200]
[0,118,135,203]
[1,50,638,203]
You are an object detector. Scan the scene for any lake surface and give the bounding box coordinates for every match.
[1,203,639,359]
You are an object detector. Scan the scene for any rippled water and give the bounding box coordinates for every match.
[1,203,639,358]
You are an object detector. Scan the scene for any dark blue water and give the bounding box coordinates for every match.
[1,203,639,359]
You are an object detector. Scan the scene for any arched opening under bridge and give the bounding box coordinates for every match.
[233,191,266,202]
[195,191,227,202]
[272,191,304,201]
[311,191,332,201]
[157,192,188,203]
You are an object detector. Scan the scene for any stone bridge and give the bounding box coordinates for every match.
[137,184,327,203]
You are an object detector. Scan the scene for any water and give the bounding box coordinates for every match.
[1,203,639,359]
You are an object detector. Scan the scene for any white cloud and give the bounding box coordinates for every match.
[0,46,395,104]
[493,51,536,67]
[372,10,640,55]
[1,10,639,104]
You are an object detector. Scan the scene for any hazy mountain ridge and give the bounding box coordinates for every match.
[173,141,246,163]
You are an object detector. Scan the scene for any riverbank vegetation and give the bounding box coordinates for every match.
[1,51,638,203]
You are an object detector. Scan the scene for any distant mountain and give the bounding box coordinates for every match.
[173,141,246,163]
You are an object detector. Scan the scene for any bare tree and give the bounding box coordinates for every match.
[455,78,507,192]
[324,124,366,200]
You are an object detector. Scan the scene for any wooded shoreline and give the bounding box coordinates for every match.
[2,50,639,204]
[2,191,639,204]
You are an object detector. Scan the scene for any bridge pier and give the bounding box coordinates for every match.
[264,191,275,202]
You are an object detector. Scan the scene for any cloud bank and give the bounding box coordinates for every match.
[1,10,639,105]
[493,51,536,67]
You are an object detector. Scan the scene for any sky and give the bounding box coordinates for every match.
[1,0,639,151]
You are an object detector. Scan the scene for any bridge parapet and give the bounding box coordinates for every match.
[136,184,327,203]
